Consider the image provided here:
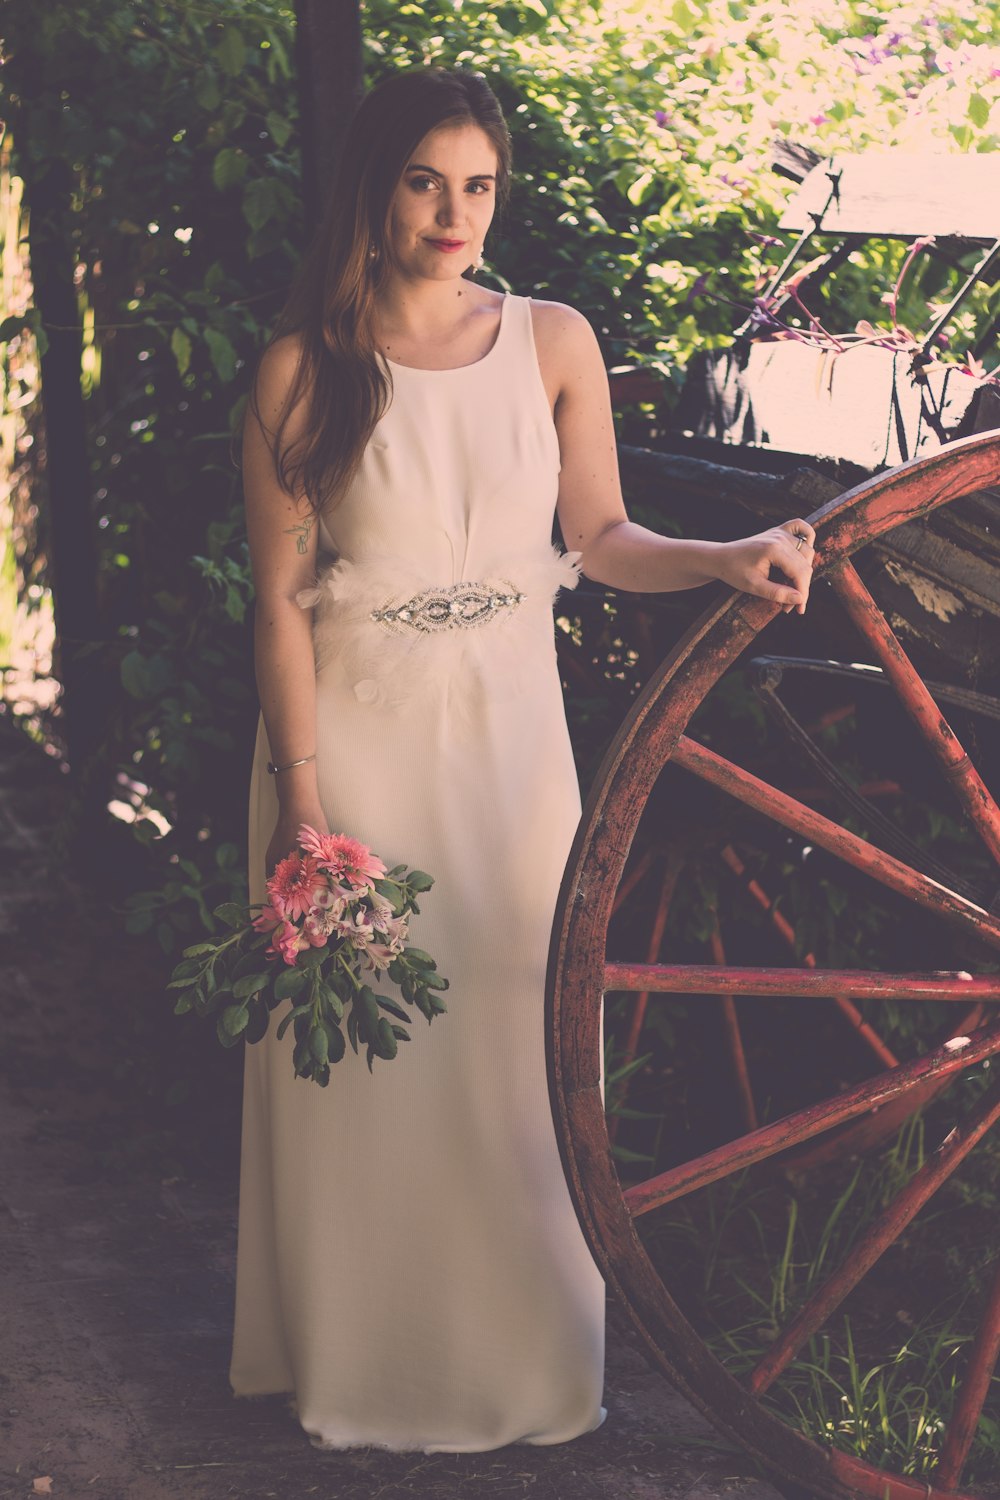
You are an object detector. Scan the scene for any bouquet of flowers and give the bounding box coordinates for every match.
[167,824,449,1086]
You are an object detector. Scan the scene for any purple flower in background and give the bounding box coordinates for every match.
[654,109,674,129]
[809,112,830,127]
[746,296,786,336]
[749,232,784,249]
[684,273,710,309]
[862,34,889,64]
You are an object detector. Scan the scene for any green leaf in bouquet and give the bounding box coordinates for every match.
[314,1064,331,1087]
[309,1023,329,1065]
[357,986,381,1043]
[318,980,344,1021]
[403,948,436,968]
[387,958,406,985]
[325,1020,346,1064]
[423,972,449,991]
[389,1023,411,1042]
[347,1007,359,1054]
[408,871,434,892]
[273,967,308,1000]
[387,864,407,878]
[245,1001,270,1044]
[374,1016,398,1060]
[292,1037,313,1077]
[232,950,265,981]
[233,972,269,1000]
[181,942,217,957]
[299,946,326,969]
[167,957,204,986]
[217,1012,245,1047]
[213,902,248,929]
[275,1002,312,1042]
[221,1002,250,1037]
[366,1042,375,1074]
[374,994,410,1025]
[204,982,231,1011]
[173,988,199,1015]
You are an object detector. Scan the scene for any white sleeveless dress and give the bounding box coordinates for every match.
[228,291,608,1453]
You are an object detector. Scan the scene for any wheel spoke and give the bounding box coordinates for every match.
[749,1080,1000,1395]
[710,914,758,1132]
[721,844,900,1069]
[780,1005,984,1174]
[829,559,1000,868]
[672,734,1000,951]
[608,852,683,1143]
[934,1256,1000,1489]
[622,1018,1000,1217]
[611,847,655,916]
[604,962,1000,1001]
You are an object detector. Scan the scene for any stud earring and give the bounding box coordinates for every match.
[368,243,378,261]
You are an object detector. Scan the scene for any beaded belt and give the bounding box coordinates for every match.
[370,578,526,634]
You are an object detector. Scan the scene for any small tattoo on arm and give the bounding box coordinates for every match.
[284,515,314,554]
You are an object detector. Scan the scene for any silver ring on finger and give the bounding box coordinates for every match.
[794,530,808,552]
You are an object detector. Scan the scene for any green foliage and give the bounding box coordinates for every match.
[4,0,999,950]
[641,1119,1000,1481]
[3,0,301,915]
[363,0,1000,385]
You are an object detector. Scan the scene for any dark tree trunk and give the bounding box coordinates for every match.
[294,0,364,238]
[20,150,112,858]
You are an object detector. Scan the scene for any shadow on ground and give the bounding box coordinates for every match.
[0,713,789,1500]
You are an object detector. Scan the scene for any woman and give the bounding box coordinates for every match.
[228,64,815,1454]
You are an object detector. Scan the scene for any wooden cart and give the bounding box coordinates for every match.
[549,151,1000,1498]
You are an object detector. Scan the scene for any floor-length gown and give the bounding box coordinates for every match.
[228,291,608,1453]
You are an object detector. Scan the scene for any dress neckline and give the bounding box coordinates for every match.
[382,293,511,374]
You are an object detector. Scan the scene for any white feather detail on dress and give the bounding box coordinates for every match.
[295,544,582,721]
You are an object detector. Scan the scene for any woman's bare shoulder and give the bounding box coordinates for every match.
[256,330,308,389]
[252,331,311,429]
[527,298,603,403]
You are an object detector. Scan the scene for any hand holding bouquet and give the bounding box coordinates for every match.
[167,825,449,1086]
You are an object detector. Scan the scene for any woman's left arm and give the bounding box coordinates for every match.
[547,304,817,615]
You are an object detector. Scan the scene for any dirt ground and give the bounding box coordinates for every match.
[0,713,792,1500]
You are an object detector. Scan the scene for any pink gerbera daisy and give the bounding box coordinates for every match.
[297,825,387,890]
[266,851,324,920]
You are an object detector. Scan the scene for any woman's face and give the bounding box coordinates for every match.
[386,122,498,282]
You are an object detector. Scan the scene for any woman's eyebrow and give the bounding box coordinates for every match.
[406,162,496,180]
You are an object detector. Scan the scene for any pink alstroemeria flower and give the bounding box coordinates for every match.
[309,880,351,917]
[303,908,337,946]
[297,825,388,890]
[267,917,310,967]
[252,904,283,935]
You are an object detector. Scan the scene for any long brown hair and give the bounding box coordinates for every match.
[241,66,513,517]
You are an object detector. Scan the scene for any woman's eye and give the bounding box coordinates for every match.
[409,177,489,194]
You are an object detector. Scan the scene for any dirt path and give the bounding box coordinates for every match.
[0,715,788,1500]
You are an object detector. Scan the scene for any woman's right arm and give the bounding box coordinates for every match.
[243,335,330,876]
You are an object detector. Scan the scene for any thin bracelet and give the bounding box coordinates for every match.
[266,753,317,776]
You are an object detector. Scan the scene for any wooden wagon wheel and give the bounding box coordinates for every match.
[546,429,1000,1500]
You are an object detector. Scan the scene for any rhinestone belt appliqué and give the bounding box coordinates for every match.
[370,578,526,634]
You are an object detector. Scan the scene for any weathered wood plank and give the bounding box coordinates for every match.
[780,151,1000,240]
